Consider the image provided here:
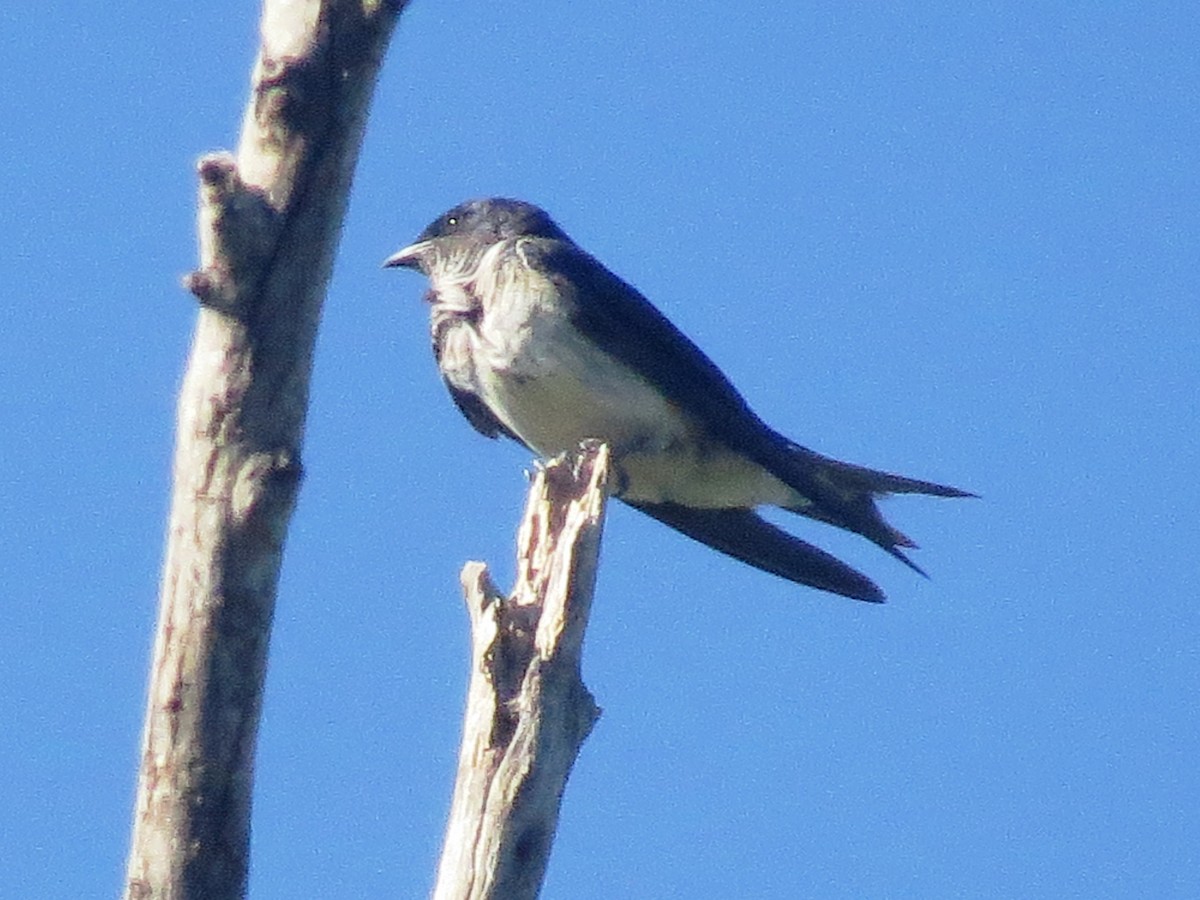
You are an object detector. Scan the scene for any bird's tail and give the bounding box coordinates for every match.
[781,446,975,575]
[817,456,975,500]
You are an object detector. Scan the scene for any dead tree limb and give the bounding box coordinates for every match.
[124,3,404,898]
[433,443,610,900]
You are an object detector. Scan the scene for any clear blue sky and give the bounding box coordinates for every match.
[3,3,1197,897]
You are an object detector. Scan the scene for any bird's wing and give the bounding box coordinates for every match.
[529,240,768,446]
[443,380,523,443]
[432,302,525,444]
[626,500,885,602]
[524,239,969,567]
[526,241,864,514]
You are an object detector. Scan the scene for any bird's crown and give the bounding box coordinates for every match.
[415,198,568,245]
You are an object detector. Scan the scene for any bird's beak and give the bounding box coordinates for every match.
[382,240,432,271]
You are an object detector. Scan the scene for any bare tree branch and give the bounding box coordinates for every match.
[124,3,405,898]
[434,443,610,900]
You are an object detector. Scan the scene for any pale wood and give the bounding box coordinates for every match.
[433,443,611,900]
[123,3,404,898]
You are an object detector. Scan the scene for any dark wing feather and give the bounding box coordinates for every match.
[432,302,523,444]
[524,239,971,572]
[528,242,883,528]
[531,241,771,448]
[626,501,885,602]
[444,381,523,443]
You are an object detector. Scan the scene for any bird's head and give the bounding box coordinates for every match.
[383,198,568,276]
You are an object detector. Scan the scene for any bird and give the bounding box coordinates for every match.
[384,198,971,602]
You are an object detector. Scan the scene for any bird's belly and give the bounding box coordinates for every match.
[478,339,680,455]
[474,333,795,509]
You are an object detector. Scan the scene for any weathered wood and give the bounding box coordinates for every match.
[123,4,404,899]
[434,443,610,900]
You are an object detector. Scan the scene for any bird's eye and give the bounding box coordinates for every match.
[445,216,459,228]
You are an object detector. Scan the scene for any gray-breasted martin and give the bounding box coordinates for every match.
[385,198,971,602]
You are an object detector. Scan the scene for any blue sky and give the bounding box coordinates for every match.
[3,2,1198,897]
